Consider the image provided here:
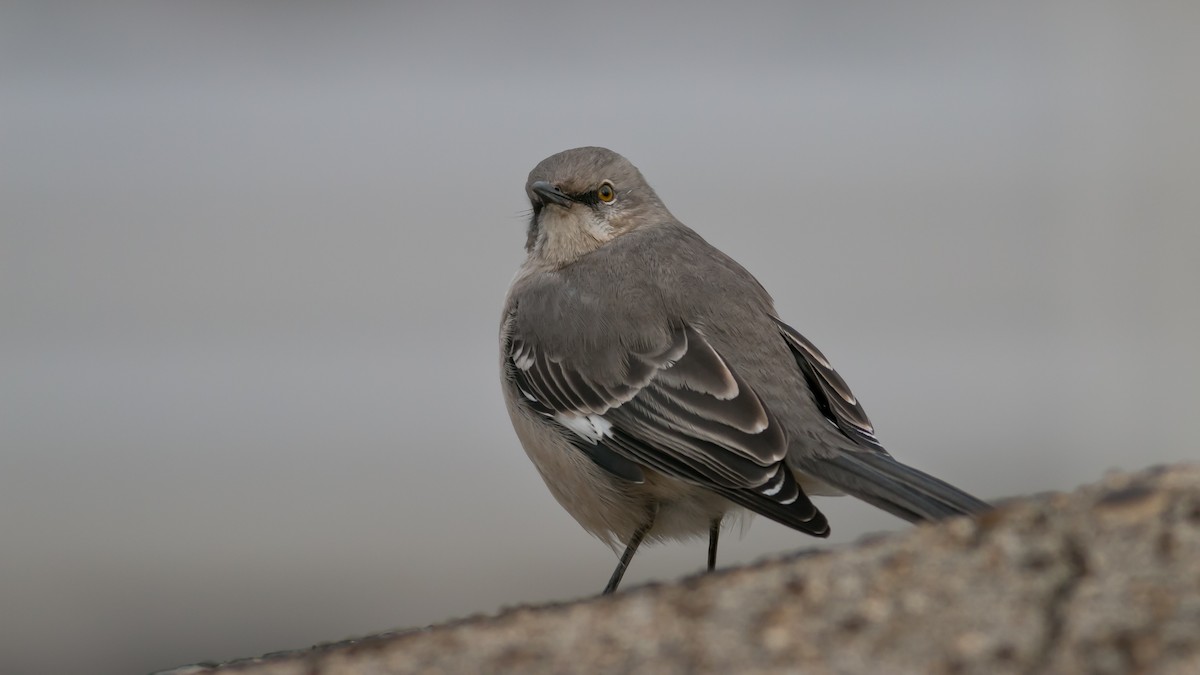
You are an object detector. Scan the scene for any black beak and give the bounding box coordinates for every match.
[530,181,574,208]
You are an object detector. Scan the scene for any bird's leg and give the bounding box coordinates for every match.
[602,504,657,595]
[707,517,722,572]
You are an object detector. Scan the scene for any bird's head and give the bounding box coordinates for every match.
[522,147,670,267]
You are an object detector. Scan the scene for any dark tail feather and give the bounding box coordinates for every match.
[798,451,990,523]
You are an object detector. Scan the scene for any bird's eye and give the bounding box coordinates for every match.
[597,182,616,203]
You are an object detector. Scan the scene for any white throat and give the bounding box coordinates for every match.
[532,208,615,268]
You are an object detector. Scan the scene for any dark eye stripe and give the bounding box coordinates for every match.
[575,183,615,206]
[574,190,601,205]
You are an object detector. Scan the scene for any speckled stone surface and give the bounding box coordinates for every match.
[158,465,1200,675]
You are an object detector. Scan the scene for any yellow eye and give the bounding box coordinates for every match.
[597,182,616,203]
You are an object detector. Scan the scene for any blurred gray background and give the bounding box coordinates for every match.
[2,2,1197,673]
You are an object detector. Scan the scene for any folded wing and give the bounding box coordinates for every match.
[504,321,828,536]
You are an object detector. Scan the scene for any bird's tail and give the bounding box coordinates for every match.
[795,451,990,523]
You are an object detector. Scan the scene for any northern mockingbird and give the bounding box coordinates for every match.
[500,147,989,594]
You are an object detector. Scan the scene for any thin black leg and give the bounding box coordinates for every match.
[603,506,657,595]
[707,517,722,572]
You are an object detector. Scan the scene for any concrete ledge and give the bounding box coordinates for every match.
[160,465,1200,674]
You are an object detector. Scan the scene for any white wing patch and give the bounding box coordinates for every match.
[512,350,535,371]
[761,479,784,497]
[555,412,614,444]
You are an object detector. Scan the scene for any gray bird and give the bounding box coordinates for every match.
[500,147,989,594]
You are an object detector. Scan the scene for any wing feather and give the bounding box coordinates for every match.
[772,316,883,450]
[503,319,827,535]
